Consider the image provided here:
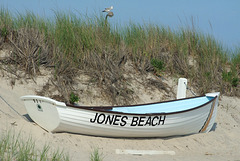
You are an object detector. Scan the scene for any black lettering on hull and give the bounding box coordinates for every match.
[90,113,166,127]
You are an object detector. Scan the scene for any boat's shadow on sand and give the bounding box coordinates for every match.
[23,114,218,140]
[210,123,217,132]
[23,114,34,122]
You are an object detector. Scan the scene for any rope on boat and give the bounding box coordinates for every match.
[0,95,27,121]
[184,82,197,96]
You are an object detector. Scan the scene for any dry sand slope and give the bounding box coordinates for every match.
[0,76,240,161]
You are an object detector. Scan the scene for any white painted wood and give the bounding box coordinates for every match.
[177,78,187,99]
[115,149,176,155]
[21,92,220,138]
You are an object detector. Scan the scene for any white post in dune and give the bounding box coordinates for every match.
[177,78,187,99]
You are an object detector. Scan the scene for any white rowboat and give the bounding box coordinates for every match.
[21,92,220,138]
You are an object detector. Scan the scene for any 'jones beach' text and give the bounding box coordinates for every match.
[90,113,166,127]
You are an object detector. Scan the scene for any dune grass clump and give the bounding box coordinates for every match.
[0,130,69,161]
[0,7,240,103]
[90,148,103,161]
[121,23,239,95]
[69,92,80,104]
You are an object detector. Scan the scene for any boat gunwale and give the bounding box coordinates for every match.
[65,95,217,116]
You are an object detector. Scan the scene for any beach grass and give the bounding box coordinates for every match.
[0,130,69,161]
[0,7,239,102]
[90,148,103,161]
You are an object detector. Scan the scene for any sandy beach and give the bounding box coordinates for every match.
[0,70,240,161]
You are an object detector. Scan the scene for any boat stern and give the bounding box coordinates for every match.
[201,92,220,133]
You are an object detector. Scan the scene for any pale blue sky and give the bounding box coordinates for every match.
[2,0,240,49]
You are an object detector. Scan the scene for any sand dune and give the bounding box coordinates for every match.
[0,73,240,161]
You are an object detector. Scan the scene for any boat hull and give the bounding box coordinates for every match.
[21,93,219,138]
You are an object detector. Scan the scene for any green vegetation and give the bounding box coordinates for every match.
[222,71,239,87]
[90,148,103,161]
[0,7,239,102]
[69,92,79,104]
[151,58,165,75]
[0,130,69,161]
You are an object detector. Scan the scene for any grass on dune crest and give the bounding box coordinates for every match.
[0,7,239,103]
